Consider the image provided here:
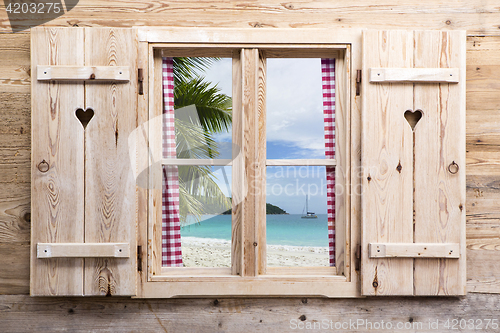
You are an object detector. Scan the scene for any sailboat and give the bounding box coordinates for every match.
[301,195,318,219]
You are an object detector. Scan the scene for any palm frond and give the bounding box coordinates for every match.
[174,77,232,134]
[178,166,231,224]
[173,57,218,84]
[175,118,219,159]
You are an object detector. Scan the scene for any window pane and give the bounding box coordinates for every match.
[164,57,233,160]
[266,166,330,267]
[266,58,325,159]
[162,166,232,268]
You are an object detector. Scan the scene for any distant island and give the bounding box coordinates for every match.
[222,203,288,215]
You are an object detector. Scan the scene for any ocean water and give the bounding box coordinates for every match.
[180,214,329,247]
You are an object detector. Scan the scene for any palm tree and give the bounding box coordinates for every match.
[172,57,232,224]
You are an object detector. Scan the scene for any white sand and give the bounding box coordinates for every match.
[181,237,329,267]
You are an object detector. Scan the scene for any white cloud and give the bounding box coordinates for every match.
[266,58,325,158]
[202,57,328,158]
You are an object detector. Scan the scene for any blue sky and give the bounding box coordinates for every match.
[200,57,329,214]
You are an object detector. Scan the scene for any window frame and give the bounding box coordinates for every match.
[136,28,362,298]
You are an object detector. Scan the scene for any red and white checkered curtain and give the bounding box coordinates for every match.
[322,58,336,267]
[162,57,183,267]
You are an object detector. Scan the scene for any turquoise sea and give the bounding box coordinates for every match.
[181,214,329,247]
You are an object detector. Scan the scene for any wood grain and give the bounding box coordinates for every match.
[1,7,500,302]
[149,49,163,277]
[361,30,414,296]
[84,28,137,296]
[1,0,500,34]
[37,243,130,258]
[3,294,500,332]
[369,67,459,83]
[37,65,130,81]
[334,49,348,278]
[0,182,30,244]
[413,31,466,296]
[0,92,31,150]
[231,51,243,276]
[0,244,30,295]
[369,243,460,258]
[30,27,86,296]
[0,148,30,183]
[136,40,149,297]
[257,52,266,275]
[241,49,258,277]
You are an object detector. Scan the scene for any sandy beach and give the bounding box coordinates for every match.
[181,237,329,267]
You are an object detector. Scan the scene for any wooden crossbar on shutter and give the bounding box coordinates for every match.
[31,27,137,296]
[361,30,466,296]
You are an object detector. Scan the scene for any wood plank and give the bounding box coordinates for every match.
[334,49,348,277]
[0,34,31,92]
[149,49,163,277]
[369,68,459,83]
[0,243,29,295]
[369,243,460,258]
[0,182,30,244]
[361,30,414,296]
[467,151,500,176]
[467,65,500,91]
[467,175,500,224]
[231,51,243,276]
[0,148,30,183]
[467,238,500,293]
[0,33,30,67]
[265,159,336,166]
[84,28,137,296]
[37,66,130,81]
[30,27,85,296]
[413,31,466,296]
[467,109,500,152]
[141,27,362,44]
[37,243,130,258]
[256,51,266,275]
[10,10,495,34]
[0,1,498,35]
[4,293,500,332]
[241,49,258,277]
[136,40,149,296]
[467,90,500,111]
[0,92,30,149]
[0,65,30,82]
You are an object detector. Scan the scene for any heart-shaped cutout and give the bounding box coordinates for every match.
[75,108,94,129]
[404,109,422,131]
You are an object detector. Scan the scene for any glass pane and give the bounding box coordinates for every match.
[160,56,233,268]
[266,58,325,159]
[164,57,233,160]
[266,166,330,267]
[162,165,232,268]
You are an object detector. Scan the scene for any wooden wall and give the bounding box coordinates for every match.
[1,0,500,331]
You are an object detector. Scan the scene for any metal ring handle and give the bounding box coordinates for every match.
[448,161,459,174]
[37,160,49,173]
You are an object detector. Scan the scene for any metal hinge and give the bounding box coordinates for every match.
[137,245,143,272]
[138,68,144,95]
[355,244,361,271]
[356,70,362,96]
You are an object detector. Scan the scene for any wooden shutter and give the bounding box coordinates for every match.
[31,28,138,296]
[361,30,466,296]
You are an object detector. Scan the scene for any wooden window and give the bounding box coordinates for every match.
[31,27,466,297]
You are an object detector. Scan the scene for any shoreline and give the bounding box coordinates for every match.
[181,236,329,268]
